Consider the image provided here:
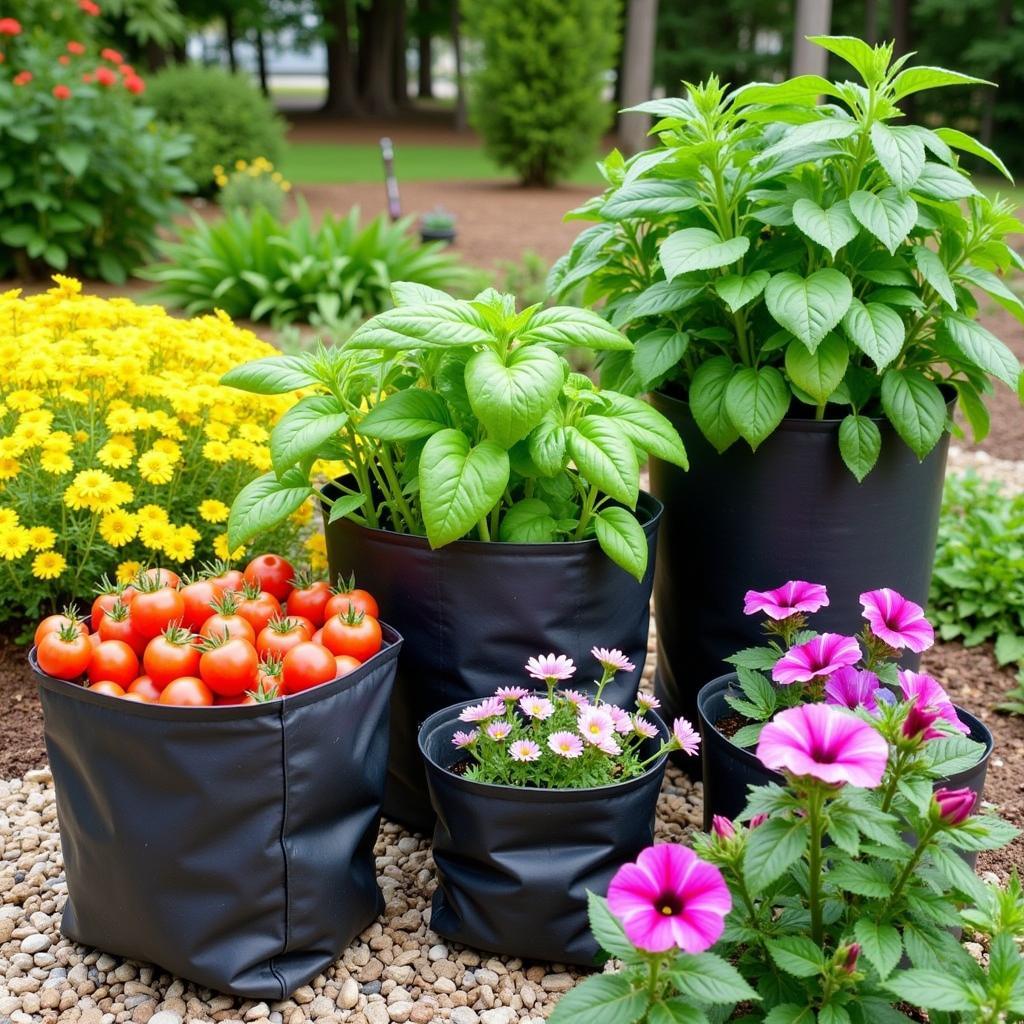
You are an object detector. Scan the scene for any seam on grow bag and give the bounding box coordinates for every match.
[268,697,291,1000]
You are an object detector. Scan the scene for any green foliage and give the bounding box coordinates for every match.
[146,64,286,192]
[217,158,290,219]
[462,0,619,186]
[930,473,1024,670]
[553,39,1024,477]
[0,12,191,284]
[142,202,470,329]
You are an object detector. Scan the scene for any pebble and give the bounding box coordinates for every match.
[338,980,359,1010]
[450,1009,479,1024]
[20,933,51,954]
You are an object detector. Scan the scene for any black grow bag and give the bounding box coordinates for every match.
[649,392,950,734]
[31,626,403,1000]
[322,480,663,834]
[419,700,670,965]
[697,673,994,828]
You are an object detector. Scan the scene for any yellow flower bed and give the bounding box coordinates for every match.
[0,276,309,621]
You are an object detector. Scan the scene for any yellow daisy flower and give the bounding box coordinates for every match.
[213,533,245,561]
[97,439,135,470]
[31,551,66,580]
[99,510,138,548]
[116,560,143,585]
[40,450,73,475]
[137,504,169,525]
[198,499,230,524]
[137,450,175,485]
[0,509,19,528]
[0,526,30,560]
[0,458,21,481]
[26,526,56,550]
[139,520,173,551]
[6,389,42,412]
[202,440,231,464]
[162,530,195,562]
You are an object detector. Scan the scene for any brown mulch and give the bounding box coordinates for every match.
[0,637,47,778]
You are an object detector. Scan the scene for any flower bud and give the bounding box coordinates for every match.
[902,700,942,741]
[933,786,976,826]
[711,815,735,840]
[842,943,860,973]
[748,813,768,829]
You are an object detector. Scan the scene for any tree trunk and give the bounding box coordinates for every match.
[790,0,832,78]
[979,0,1012,146]
[891,0,911,58]
[255,28,268,95]
[392,0,408,107]
[618,0,658,155]
[451,0,468,132]
[323,0,360,116]
[224,7,237,73]
[359,0,397,116]
[417,0,433,99]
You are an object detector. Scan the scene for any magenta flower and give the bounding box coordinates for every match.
[608,705,633,735]
[636,693,661,712]
[519,695,555,720]
[560,689,591,709]
[509,739,541,763]
[459,696,506,723]
[495,685,530,702]
[842,944,861,974]
[548,731,584,759]
[711,815,735,840]
[933,787,976,826]
[824,667,892,714]
[899,670,969,738]
[451,729,478,749]
[748,813,768,829]
[743,580,829,620]
[772,633,861,685]
[607,844,732,954]
[860,588,934,653]
[756,704,889,788]
[486,721,512,742]
[591,647,635,674]
[578,707,615,746]
[672,717,701,756]
[525,653,575,683]
[633,717,659,740]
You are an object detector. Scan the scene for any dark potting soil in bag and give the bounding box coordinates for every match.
[30,625,402,999]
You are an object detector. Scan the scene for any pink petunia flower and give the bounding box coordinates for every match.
[899,670,969,738]
[519,695,555,720]
[633,717,659,739]
[509,739,541,763]
[591,646,635,674]
[560,689,591,709]
[496,685,530,702]
[743,580,829,620]
[636,693,661,712]
[772,633,862,685]
[578,707,615,746]
[608,705,634,734]
[486,721,512,742]
[525,653,575,683]
[824,667,892,714]
[452,729,478,749]
[548,731,584,759]
[607,844,732,954]
[860,588,934,653]
[672,717,701,756]
[756,704,889,788]
[459,696,506,723]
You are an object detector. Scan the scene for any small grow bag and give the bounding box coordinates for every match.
[31,625,403,1000]
[419,700,669,965]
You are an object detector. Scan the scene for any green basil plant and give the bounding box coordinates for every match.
[549,35,1024,480]
[221,284,688,581]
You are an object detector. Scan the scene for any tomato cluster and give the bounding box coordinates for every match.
[33,557,384,707]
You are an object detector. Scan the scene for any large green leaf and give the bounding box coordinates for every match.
[870,123,925,193]
[764,269,853,352]
[690,357,739,453]
[765,936,825,979]
[466,345,565,447]
[600,391,689,469]
[270,394,349,476]
[785,333,849,404]
[602,179,700,220]
[594,506,648,581]
[807,34,877,80]
[725,366,790,450]
[221,354,321,394]
[647,1000,708,1024]
[880,369,948,459]
[228,469,315,551]
[849,189,918,254]
[546,974,647,1024]
[891,65,990,102]
[620,278,706,321]
[55,142,90,178]
[517,306,631,350]
[419,429,510,547]
[660,228,750,280]
[934,127,1012,180]
[715,270,770,312]
[348,301,492,350]
[792,198,860,257]
[667,952,760,1004]
[632,328,688,387]
[744,815,808,892]
[566,416,639,507]
[839,414,882,482]
[884,971,975,1012]
[842,298,905,370]
[913,246,956,309]
[586,893,642,963]
[940,313,1021,390]
[853,919,902,980]
[498,499,558,542]
[357,389,449,441]
[912,162,980,201]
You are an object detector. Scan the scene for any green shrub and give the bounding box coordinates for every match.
[142,201,473,328]
[463,0,618,186]
[147,64,286,192]
[217,156,290,219]
[930,473,1024,666]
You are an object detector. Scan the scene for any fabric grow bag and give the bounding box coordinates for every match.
[322,481,663,834]
[419,700,669,965]
[30,625,402,1000]
[649,391,951,735]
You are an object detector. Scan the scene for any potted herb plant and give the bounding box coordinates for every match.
[549,702,1020,1024]
[221,284,686,831]
[697,580,992,828]
[418,646,699,964]
[550,35,1024,732]
[419,206,457,244]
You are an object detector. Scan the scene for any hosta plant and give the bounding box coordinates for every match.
[221,284,688,580]
[550,35,1024,479]
[550,700,1022,1024]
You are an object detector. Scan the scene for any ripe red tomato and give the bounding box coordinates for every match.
[324,575,379,620]
[281,642,338,694]
[335,654,361,677]
[91,591,121,632]
[143,626,201,688]
[209,566,244,592]
[310,628,323,646]
[87,640,139,687]
[237,583,283,635]
[127,675,162,701]
[139,567,180,589]
[36,627,92,679]
[286,576,331,628]
[34,613,88,648]
[97,600,147,656]
[201,612,256,645]
[178,578,224,632]
[130,586,186,639]
[321,609,382,663]
[159,676,214,706]
[243,554,295,602]
[88,680,126,697]
[121,692,150,703]
[199,636,259,696]
[257,616,313,659]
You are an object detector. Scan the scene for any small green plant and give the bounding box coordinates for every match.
[420,207,456,233]
[216,157,291,218]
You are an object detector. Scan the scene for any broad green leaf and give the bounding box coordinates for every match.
[725,366,789,450]
[957,265,1024,322]
[891,65,990,102]
[849,189,918,254]
[807,34,877,80]
[419,429,510,547]
[940,313,1021,390]
[817,1005,851,1024]
[715,270,771,312]
[880,369,948,459]
[884,971,975,1012]
[744,814,808,892]
[466,345,565,447]
[648,1000,708,1024]
[828,860,890,897]
[498,499,557,542]
[784,333,849,404]
[839,415,882,481]
[763,1005,815,1024]
[567,416,639,507]
[842,298,905,370]
[517,306,632,351]
[765,269,853,353]
[632,328,688,387]
[391,282,451,306]
[601,179,700,220]
[326,492,366,525]
[56,142,90,178]
[270,395,349,476]
[601,391,689,468]
[870,123,925,192]
[228,469,315,550]
[527,414,567,477]
[546,974,646,1024]
[922,734,986,776]
[792,198,860,257]
[690,356,740,453]
[348,301,492,350]
[586,894,642,963]
[912,246,956,308]
[912,162,980,201]
[765,935,825,978]
[660,228,750,280]
[668,952,759,1003]
[594,506,649,581]
[732,74,836,107]
[758,116,859,161]
[221,355,320,395]
[620,278,706,321]
[934,127,1012,180]
[853,919,902,979]
[357,389,449,441]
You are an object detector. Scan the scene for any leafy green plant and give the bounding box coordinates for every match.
[930,473,1024,669]
[221,284,689,580]
[463,0,618,186]
[217,157,290,219]
[551,35,1024,479]
[146,64,285,192]
[420,206,456,233]
[142,202,471,329]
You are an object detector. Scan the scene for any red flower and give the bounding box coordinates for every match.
[0,18,21,35]
[118,63,134,75]
[58,54,70,65]
[123,73,144,94]
[79,0,100,14]
[100,47,122,63]
[94,65,117,86]
[0,53,5,64]
[67,41,86,55]
[13,70,32,86]
[81,72,93,83]
[52,84,71,100]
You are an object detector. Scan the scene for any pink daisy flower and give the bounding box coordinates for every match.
[597,735,622,756]
[459,696,506,723]
[898,670,969,738]
[824,667,892,714]
[560,689,591,709]
[607,844,731,954]
[451,729,478,749]
[486,721,512,742]
[633,717,659,739]
[519,695,555,720]
[509,739,541,763]
[548,731,584,759]
[608,705,634,734]
[860,588,934,653]
[496,685,530,702]
[756,704,889,788]
[636,693,661,712]
[591,647,636,674]
[578,707,615,746]
[672,717,701,756]
[743,580,829,620]
[772,633,862,685]
[525,653,576,683]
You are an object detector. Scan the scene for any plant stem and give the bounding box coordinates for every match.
[573,484,599,541]
[806,785,827,944]
[890,824,937,903]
